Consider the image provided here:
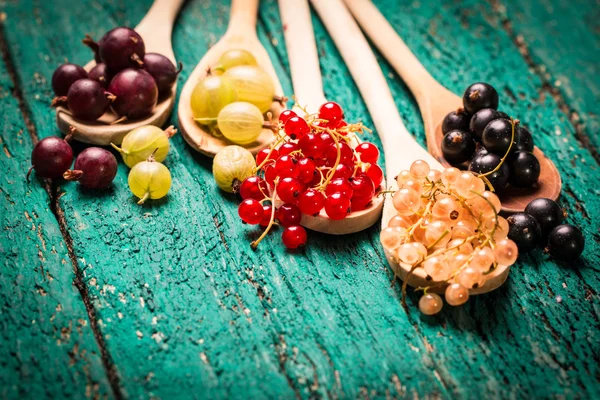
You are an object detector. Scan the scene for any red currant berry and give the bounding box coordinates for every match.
[319,133,334,148]
[260,205,273,227]
[350,175,375,210]
[277,203,302,227]
[364,164,383,187]
[318,102,344,128]
[275,155,298,178]
[279,142,299,157]
[325,142,353,166]
[297,158,317,184]
[264,164,277,186]
[256,148,278,167]
[298,189,325,216]
[356,142,379,163]
[331,163,353,180]
[324,192,351,220]
[238,199,264,225]
[284,116,310,140]
[277,177,304,204]
[298,133,325,158]
[325,178,354,198]
[282,225,307,249]
[314,158,329,169]
[239,176,268,200]
[279,109,297,125]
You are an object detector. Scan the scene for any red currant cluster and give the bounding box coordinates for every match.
[236,102,384,249]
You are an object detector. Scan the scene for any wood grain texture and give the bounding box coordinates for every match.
[0,46,110,398]
[0,0,598,398]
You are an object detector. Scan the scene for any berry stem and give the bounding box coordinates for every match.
[251,181,278,249]
[164,125,178,138]
[138,192,150,205]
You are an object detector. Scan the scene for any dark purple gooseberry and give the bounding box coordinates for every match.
[108,68,158,120]
[64,147,117,189]
[98,27,145,71]
[51,63,88,96]
[88,63,112,89]
[52,79,114,121]
[143,53,182,96]
[29,136,73,179]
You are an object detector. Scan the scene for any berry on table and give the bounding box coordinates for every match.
[29,134,74,180]
[524,198,564,237]
[238,198,264,225]
[507,212,542,253]
[547,224,585,260]
[64,147,117,189]
[282,225,307,249]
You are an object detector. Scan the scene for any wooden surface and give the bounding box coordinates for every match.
[0,0,598,399]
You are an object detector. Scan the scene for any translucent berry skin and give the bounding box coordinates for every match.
[274,155,298,179]
[88,63,112,89]
[418,293,443,315]
[238,198,264,225]
[441,130,475,165]
[98,27,145,71]
[298,133,325,158]
[364,164,384,188]
[277,203,302,227]
[482,119,514,156]
[65,79,112,121]
[277,177,304,204]
[442,109,470,134]
[298,189,325,216]
[108,68,158,119]
[279,142,299,157]
[331,164,353,180]
[282,225,307,249]
[469,152,510,191]
[547,224,585,260]
[318,102,344,128]
[30,137,74,179]
[462,82,499,114]
[325,142,353,166]
[507,212,542,253]
[507,151,540,188]
[515,126,534,152]
[52,63,88,96]
[355,142,379,163]
[72,147,117,189]
[297,158,317,184]
[256,148,278,167]
[143,53,180,96]
[469,108,499,139]
[324,192,351,220]
[350,175,375,210]
[284,116,310,140]
[260,205,273,227]
[326,178,354,199]
[524,198,564,237]
[279,109,297,125]
[239,176,268,200]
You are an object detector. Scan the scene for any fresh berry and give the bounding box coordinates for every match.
[441,130,476,165]
[324,192,351,220]
[275,155,298,178]
[238,198,264,225]
[52,63,88,96]
[507,212,542,253]
[282,225,307,249]
[515,126,534,152]
[350,175,375,210]
[256,148,278,167]
[355,142,379,163]
[277,203,302,227]
[279,142,299,156]
[364,164,383,187]
[260,205,273,227]
[279,109,297,125]
[482,118,515,155]
[507,151,540,188]
[298,189,325,216]
[239,176,268,200]
[547,224,584,260]
[442,108,470,134]
[64,147,117,189]
[318,102,344,128]
[29,136,74,179]
[297,158,317,184]
[284,116,310,140]
[331,163,353,180]
[298,133,325,158]
[468,152,510,191]
[469,108,499,139]
[277,177,304,204]
[325,178,353,198]
[325,142,353,166]
[463,82,499,114]
[524,198,564,237]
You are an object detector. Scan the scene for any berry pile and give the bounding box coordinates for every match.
[381,160,519,315]
[28,125,175,204]
[507,197,584,260]
[223,102,383,249]
[191,49,284,145]
[51,27,181,122]
[441,82,540,192]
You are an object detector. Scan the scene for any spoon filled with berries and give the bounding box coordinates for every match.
[343,0,561,213]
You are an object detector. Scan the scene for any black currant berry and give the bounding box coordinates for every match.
[515,125,534,152]
[547,224,585,260]
[497,111,510,120]
[482,118,515,155]
[507,212,542,253]
[442,108,470,134]
[441,130,476,165]
[524,198,565,237]
[508,151,540,188]
[468,152,510,190]
[463,82,499,114]
[469,108,500,139]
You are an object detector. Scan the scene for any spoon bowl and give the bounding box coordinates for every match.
[55,0,185,145]
[344,0,562,214]
[177,0,285,158]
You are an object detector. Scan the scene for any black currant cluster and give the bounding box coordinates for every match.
[507,197,584,260]
[441,82,540,191]
[51,27,181,123]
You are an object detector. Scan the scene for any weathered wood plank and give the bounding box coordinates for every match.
[0,0,599,398]
[496,0,600,157]
[0,38,111,398]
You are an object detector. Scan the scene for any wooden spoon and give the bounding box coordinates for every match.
[312,0,510,294]
[343,0,561,214]
[177,0,285,157]
[55,0,185,145]
[279,0,383,235]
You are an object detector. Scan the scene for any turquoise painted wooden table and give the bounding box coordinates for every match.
[1,0,599,398]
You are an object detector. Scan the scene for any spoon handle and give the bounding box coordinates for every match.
[279,0,327,112]
[226,0,260,37]
[135,0,186,62]
[310,0,441,180]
